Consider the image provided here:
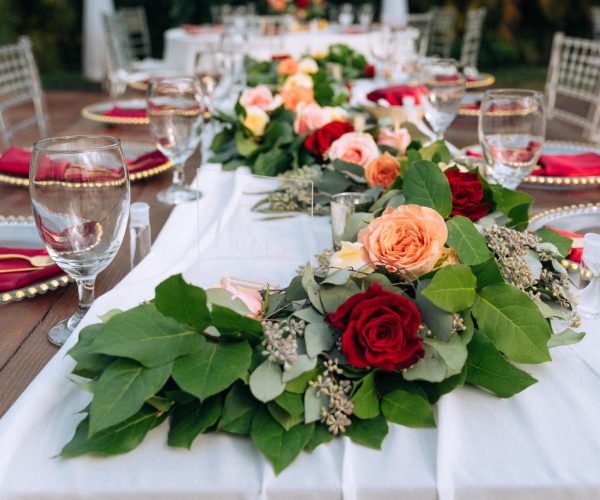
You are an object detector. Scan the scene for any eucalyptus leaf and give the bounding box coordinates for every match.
[341,212,374,241]
[547,328,585,348]
[281,354,318,382]
[304,386,328,423]
[302,265,324,313]
[321,269,352,286]
[304,322,335,358]
[293,307,324,324]
[249,360,286,402]
[319,280,362,313]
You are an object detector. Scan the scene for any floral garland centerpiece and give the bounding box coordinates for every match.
[267,0,326,21]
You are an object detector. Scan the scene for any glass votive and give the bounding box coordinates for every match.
[330,192,374,250]
[577,232,600,320]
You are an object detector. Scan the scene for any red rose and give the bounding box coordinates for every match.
[364,64,375,79]
[445,170,490,222]
[326,284,424,371]
[296,0,310,8]
[304,121,354,157]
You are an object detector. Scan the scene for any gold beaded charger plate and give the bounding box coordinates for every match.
[529,203,600,279]
[460,141,600,189]
[466,72,495,90]
[81,98,149,125]
[0,216,70,305]
[0,143,171,188]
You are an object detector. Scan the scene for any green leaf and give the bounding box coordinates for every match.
[535,228,572,258]
[418,140,452,163]
[446,216,492,265]
[319,280,361,313]
[68,323,115,379]
[332,158,366,179]
[155,274,211,331]
[472,283,552,363]
[344,414,389,449]
[235,129,261,157]
[418,365,468,404]
[293,307,323,324]
[547,328,585,348]
[421,264,477,313]
[470,257,504,289]
[285,366,320,394]
[351,372,380,419]
[304,322,335,358]
[254,149,290,176]
[341,212,374,241]
[305,424,334,453]
[380,380,436,428]
[302,265,324,313]
[314,169,353,194]
[275,391,304,419]
[281,354,318,382]
[206,288,250,316]
[321,269,352,286]
[490,186,532,230]
[304,386,328,423]
[415,280,454,341]
[61,407,162,457]
[267,402,304,431]
[466,330,537,397]
[251,408,314,474]
[249,360,286,402]
[172,340,252,400]
[168,395,222,448]
[89,359,172,435]
[210,304,263,344]
[286,275,308,302]
[403,160,452,217]
[218,382,258,434]
[88,303,206,368]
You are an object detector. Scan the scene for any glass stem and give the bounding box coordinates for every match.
[436,130,445,142]
[171,163,185,188]
[67,277,96,331]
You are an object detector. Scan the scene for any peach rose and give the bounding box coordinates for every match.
[281,86,315,111]
[328,132,380,167]
[239,85,282,112]
[277,57,299,76]
[358,204,448,277]
[365,152,401,188]
[214,277,264,318]
[293,102,332,135]
[377,127,411,154]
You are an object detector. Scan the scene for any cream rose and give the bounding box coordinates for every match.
[330,242,373,274]
[323,106,349,123]
[328,132,380,167]
[243,106,270,137]
[377,127,411,154]
[298,57,319,74]
[358,204,448,277]
[214,277,264,318]
[293,102,331,135]
[239,85,282,112]
[282,72,314,91]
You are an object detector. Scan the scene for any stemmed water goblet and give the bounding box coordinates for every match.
[29,135,130,346]
[195,50,225,127]
[418,58,466,142]
[147,76,204,204]
[369,26,395,84]
[478,89,546,189]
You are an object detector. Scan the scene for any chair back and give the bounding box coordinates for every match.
[459,7,486,69]
[408,12,433,57]
[0,36,48,149]
[119,6,152,61]
[428,6,457,58]
[545,32,600,142]
[103,12,133,74]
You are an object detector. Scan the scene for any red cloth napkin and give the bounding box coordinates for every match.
[0,147,31,177]
[127,150,169,173]
[101,106,147,118]
[531,153,600,177]
[0,247,63,293]
[545,226,583,263]
[367,85,425,105]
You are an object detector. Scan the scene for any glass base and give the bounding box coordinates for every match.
[156,185,201,205]
[485,164,531,190]
[48,318,75,347]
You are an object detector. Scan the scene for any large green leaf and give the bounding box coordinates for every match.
[253,149,290,176]
[344,414,389,449]
[490,185,532,230]
[472,283,552,363]
[351,372,380,419]
[89,303,206,368]
[446,216,492,265]
[534,228,572,258]
[218,382,258,434]
[210,304,263,344]
[305,424,335,453]
[168,395,222,448]
[421,264,477,313]
[68,323,114,379]
[155,274,211,331]
[403,160,452,217]
[380,380,435,428]
[470,257,504,289]
[466,330,537,397]
[89,359,172,435]
[61,407,163,457]
[172,340,252,400]
[250,408,315,474]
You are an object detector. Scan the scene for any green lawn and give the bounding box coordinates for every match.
[491,66,547,91]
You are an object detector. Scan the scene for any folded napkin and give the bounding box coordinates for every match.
[366,85,425,106]
[182,24,204,35]
[0,247,63,293]
[532,153,600,177]
[544,226,583,263]
[101,106,147,118]
[0,147,167,179]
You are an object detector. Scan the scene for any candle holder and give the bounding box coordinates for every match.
[577,232,600,320]
[330,192,374,250]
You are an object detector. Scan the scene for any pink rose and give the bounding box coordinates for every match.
[328,132,380,167]
[214,277,264,318]
[293,102,332,135]
[239,85,282,112]
[377,127,411,154]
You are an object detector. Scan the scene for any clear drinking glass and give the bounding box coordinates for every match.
[369,26,395,84]
[195,50,224,123]
[419,58,466,141]
[479,89,546,189]
[358,4,374,31]
[29,136,130,346]
[339,4,354,28]
[147,76,204,204]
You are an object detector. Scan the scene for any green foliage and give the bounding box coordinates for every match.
[446,216,492,266]
[421,264,477,313]
[403,160,452,217]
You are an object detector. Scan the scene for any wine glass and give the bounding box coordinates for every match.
[479,89,546,189]
[418,58,466,141]
[358,4,374,31]
[195,50,224,123]
[147,76,204,204]
[369,26,395,84]
[29,135,130,346]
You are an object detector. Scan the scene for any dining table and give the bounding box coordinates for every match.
[1,89,600,499]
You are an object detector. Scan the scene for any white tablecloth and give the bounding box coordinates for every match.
[0,165,599,499]
[163,26,417,74]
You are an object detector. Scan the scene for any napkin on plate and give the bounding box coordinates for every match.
[544,226,583,263]
[532,153,600,177]
[0,147,32,177]
[101,106,147,118]
[366,85,425,106]
[127,150,169,173]
[0,247,63,293]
